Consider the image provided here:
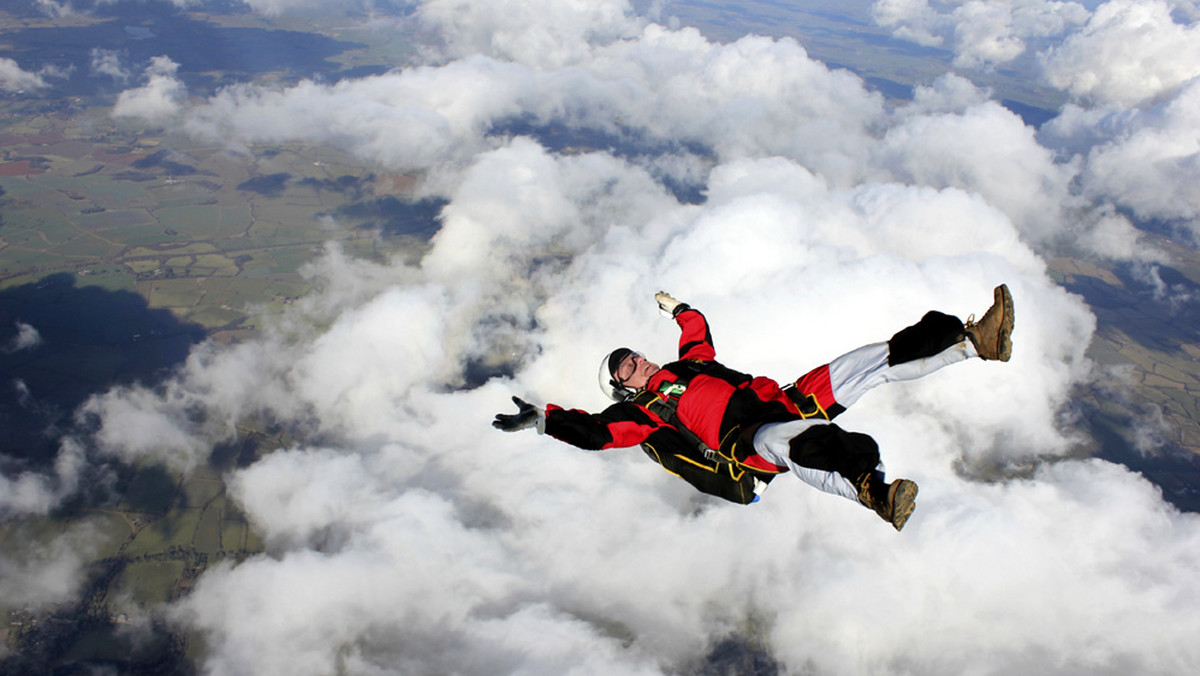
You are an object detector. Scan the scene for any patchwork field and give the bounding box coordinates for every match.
[0,109,433,345]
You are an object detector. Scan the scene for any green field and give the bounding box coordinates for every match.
[114,560,188,607]
[0,106,425,340]
[1048,247,1200,474]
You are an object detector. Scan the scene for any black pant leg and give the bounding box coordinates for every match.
[787,424,881,482]
[887,311,965,366]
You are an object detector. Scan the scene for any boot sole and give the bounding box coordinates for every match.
[995,284,1014,362]
[888,479,919,531]
[968,285,1015,361]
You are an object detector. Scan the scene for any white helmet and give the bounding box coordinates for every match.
[598,347,637,401]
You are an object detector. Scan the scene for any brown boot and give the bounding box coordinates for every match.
[885,480,919,532]
[856,473,919,532]
[965,284,1014,361]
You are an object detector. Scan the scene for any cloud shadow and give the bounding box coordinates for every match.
[0,273,206,467]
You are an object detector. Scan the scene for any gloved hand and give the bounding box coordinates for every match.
[655,291,688,317]
[492,396,545,433]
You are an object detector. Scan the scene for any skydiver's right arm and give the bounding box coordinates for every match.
[675,307,715,361]
[656,291,715,361]
[544,402,664,450]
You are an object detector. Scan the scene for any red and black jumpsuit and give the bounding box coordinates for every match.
[544,305,971,504]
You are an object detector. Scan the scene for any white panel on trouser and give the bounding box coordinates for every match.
[753,340,975,503]
[751,419,868,502]
[827,340,975,409]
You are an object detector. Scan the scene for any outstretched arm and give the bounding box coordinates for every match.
[545,402,665,450]
[656,291,714,361]
[493,397,666,450]
[492,396,546,433]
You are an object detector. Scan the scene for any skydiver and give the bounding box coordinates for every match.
[493,286,1014,531]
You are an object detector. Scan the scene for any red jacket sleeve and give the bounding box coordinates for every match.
[675,307,715,361]
[544,402,667,450]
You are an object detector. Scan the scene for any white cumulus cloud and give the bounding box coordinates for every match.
[419,0,643,68]
[81,136,1156,674]
[873,0,1091,69]
[0,518,106,609]
[1040,0,1200,107]
[1040,74,1200,237]
[0,58,50,92]
[111,56,187,122]
[90,48,131,82]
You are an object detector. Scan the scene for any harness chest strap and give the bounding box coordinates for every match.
[632,372,789,474]
[631,385,699,444]
[631,367,709,454]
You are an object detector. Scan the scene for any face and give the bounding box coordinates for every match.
[614,352,660,391]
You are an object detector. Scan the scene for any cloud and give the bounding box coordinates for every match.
[102,143,1119,674]
[873,0,948,47]
[76,331,314,471]
[90,48,131,82]
[182,60,523,169]
[176,20,1156,258]
[179,22,890,191]
[0,58,50,92]
[873,0,1200,84]
[216,0,393,16]
[171,482,677,675]
[232,0,349,15]
[0,509,103,610]
[417,0,643,68]
[0,438,87,516]
[873,1,1200,105]
[1040,0,1200,107]
[32,0,75,18]
[1040,77,1200,237]
[111,56,186,122]
[876,74,1081,246]
[3,321,42,353]
[35,0,395,18]
[872,0,1091,69]
[11,0,1200,673]
[762,459,1200,674]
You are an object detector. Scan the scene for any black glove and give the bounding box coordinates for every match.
[492,396,544,433]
